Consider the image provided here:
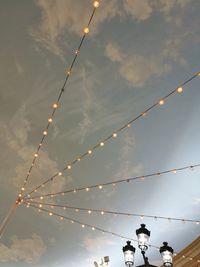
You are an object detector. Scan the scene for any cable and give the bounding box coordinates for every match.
[24,72,200,198]
[24,163,200,200]
[25,201,200,225]
[18,1,101,198]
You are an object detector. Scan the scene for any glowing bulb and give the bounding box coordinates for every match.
[142,112,146,116]
[58,172,62,176]
[39,204,43,208]
[82,224,85,228]
[88,150,92,154]
[173,169,177,174]
[113,133,117,138]
[77,157,81,161]
[98,185,103,189]
[34,153,38,157]
[21,187,25,191]
[159,99,164,105]
[75,49,79,55]
[62,192,65,196]
[41,184,45,188]
[177,87,183,93]
[84,27,89,34]
[88,210,92,214]
[127,124,131,128]
[75,209,79,212]
[198,72,200,76]
[63,207,66,210]
[73,189,77,193]
[53,103,58,109]
[140,215,144,219]
[43,130,48,135]
[67,70,71,75]
[100,142,104,146]
[92,227,95,231]
[60,216,64,220]
[86,187,90,192]
[67,165,72,170]
[196,221,200,225]
[48,117,53,123]
[71,220,74,224]
[38,209,41,212]
[50,195,54,198]
[93,1,100,8]
[40,196,44,200]
[101,211,104,215]
[49,212,53,216]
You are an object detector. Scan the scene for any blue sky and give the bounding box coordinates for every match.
[0,0,200,266]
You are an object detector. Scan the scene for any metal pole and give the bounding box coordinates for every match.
[0,199,19,239]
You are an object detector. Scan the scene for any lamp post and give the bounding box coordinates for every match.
[122,224,174,267]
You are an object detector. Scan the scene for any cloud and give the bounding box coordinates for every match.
[0,234,46,264]
[1,104,66,193]
[30,0,194,58]
[104,33,190,87]
[123,0,153,21]
[31,0,118,57]
[83,236,116,252]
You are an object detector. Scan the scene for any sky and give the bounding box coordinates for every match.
[0,0,200,266]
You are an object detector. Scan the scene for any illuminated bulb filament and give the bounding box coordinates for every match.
[48,117,53,123]
[43,130,48,135]
[99,185,103,189]
[100,142,104,146]
[58,172,62,176]
[34,153,38,157]
[53,103,58,109]
[49,212,53,216]
[67,165,72,170]
[88,150,92,154]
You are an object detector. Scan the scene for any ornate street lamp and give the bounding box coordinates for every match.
[160,242,173,267]
[122,224,174,267]
[123,241,136,267]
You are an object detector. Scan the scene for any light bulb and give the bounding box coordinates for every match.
[43,130,48,135]
[84,27,89,34]
[58,172,62,176]
[159,99,164,105]
[53,103,58,109]
[177,87,183,93]
[113,133,117,138]
[100,142,104,146]
[34,153,38,157]
[88,150,92,154]
[67,165,72,170]
[93,1,100,8]
[48,117,53,123]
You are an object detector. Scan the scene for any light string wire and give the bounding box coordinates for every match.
[24,163,200,200]
[24,72,200,198]
[18,1,100,198]
[26,200,200,225]
[24,202,200,263]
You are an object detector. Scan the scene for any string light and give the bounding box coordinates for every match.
[27,163,200,200]
[24,72,199,198]
[25,203,200,264]
[27,201,200,225]
[16,0,100,199]
[159,99,164,105]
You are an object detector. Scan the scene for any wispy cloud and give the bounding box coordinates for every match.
[0,234,46,264]
[83,235,116,252]
[104,35,188,87]
[30,0,119,58]
[1,104,66,193]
